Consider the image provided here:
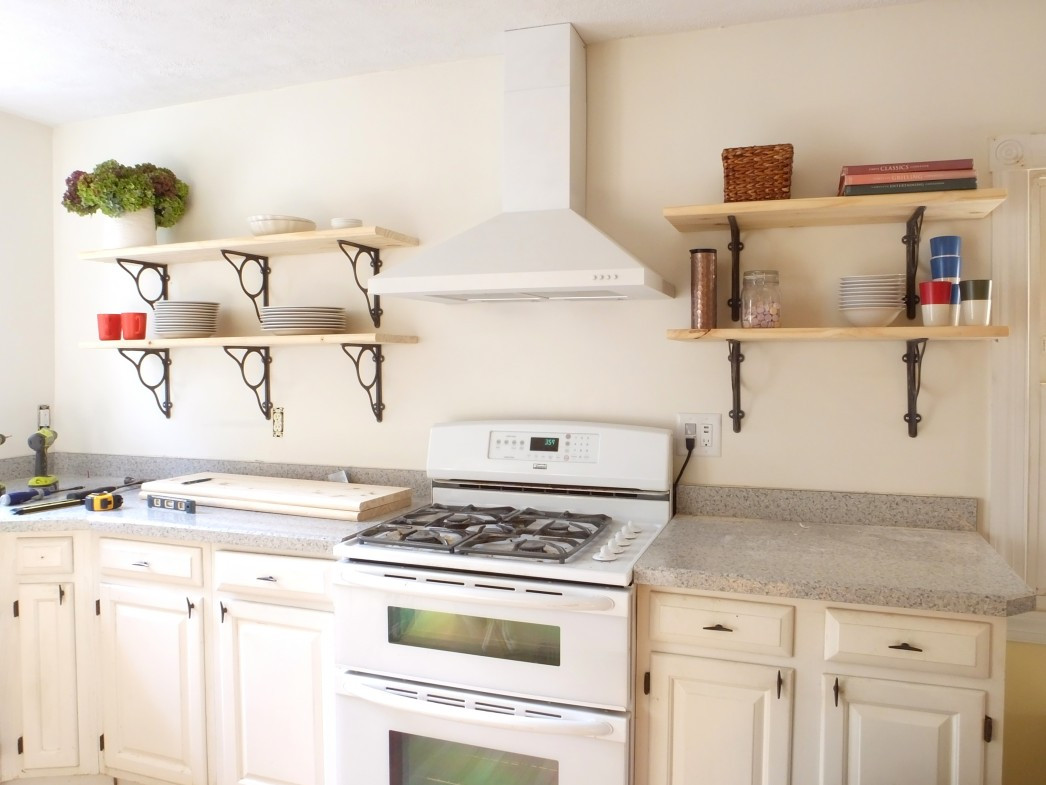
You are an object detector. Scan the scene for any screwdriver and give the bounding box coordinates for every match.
[65,477,143,500]
[1,485,84,506]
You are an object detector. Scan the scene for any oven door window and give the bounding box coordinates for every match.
[388,606,560,666]
[390,731,557,785]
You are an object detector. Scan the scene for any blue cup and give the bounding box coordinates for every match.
[930,235,961,257]
[931,256,961,280]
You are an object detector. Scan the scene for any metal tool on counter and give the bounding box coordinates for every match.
[27,427,58,488]
[1,485,84,506]
[8,478,146,515]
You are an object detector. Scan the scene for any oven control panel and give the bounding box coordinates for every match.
[487,429,599,463]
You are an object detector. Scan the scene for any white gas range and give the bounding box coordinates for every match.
[331,420,673,785]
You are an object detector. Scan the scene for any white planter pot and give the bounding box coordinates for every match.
[100,207,156,249]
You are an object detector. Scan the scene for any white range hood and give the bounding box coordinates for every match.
[369,23,676,303]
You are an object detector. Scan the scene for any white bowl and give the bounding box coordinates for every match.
[840,307,903,327]
[331,217,363,229]
[247,214,316,235]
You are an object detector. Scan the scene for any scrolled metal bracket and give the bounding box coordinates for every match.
[116,348,172,418]
[727,215,743,322]
[727,339,745,433]
[902,338,928,437]
[340,344,385,422]
[221,250,270,321]
[901,206,926,320]
[116,259,170,308]
[337,241,383,328]
[222,346,273,420]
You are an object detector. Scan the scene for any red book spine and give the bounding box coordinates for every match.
[839,158,974,175]
[840,168,975,186]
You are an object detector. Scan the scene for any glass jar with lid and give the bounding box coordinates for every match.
[741,270,781,328]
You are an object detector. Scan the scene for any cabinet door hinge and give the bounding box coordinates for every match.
[643,671,650,695]
[17,736,23,755]
[99,734,105,751]
[984,715,993,742]
[12,600,18,617]
[96,599,101,615]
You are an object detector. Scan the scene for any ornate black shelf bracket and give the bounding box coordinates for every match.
[221,250,271,322]
[116,259,170,308]
[116,348,172,419]
[727,339,745,433]
[727,215,743,322]
[340,344,385,422]
[337,241,383,328]
[902,206,926,320]
[902,338,928,437]
[222,346,273,420]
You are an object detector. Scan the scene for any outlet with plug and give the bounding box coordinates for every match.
[675,413,722,457]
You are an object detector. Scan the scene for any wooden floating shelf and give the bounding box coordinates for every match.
[663,188,1007,232]
[79,225,419,264]
[80,332,418,350]
[667,326,1009,342]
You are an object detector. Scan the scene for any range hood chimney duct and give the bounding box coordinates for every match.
[368,23,676,303]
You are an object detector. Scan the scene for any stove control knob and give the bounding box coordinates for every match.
[613,532,631,548]
[622,521,642,538]
[593,545,620,562]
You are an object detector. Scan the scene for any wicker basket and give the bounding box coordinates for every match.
[722,143,793,202]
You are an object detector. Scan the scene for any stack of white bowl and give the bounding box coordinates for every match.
[154,301,220,338]
[838,274,905,327]
[260,306,346,335]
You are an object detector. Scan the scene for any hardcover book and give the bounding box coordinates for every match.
[839,158,974,175]
[839,168,975,187]
[839,177,978,196]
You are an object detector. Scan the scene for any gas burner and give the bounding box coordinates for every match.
[358,522,469,552]
[510,508,611,540]
[457,532,594,562]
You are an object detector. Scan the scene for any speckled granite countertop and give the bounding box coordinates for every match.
[0,476,421,556]
[636,516,1035,617]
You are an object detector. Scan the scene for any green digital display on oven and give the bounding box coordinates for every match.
[529,436,559,452]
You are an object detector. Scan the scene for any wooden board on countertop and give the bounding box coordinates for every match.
[137,489,409,521]
[140,473,411,514]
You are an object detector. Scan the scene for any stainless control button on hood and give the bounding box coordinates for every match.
[369,23,676,303]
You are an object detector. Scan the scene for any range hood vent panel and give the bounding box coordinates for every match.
[369,24,676,303]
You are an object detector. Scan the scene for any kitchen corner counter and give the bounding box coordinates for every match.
[636,515,1035,617]
[0,477,417,556]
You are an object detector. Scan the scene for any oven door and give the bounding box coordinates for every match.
[336,671,628,785]
[333,561,632,710]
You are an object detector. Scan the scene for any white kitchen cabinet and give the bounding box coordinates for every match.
[646,652,793,785]
[213,551,334,785]
[636,586,1007,785]
[0,534,97,782]
[96,539,208,785]
[821,674,985,785]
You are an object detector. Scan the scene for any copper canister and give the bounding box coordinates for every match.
[690,248,717,329]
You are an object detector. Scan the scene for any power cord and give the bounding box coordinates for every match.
[672,436,695,517]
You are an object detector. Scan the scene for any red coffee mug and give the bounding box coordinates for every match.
[97,313,121,340]
[121,312,147,340]
[918,280,954,305]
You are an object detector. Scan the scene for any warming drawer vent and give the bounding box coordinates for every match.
[432,479,669,501]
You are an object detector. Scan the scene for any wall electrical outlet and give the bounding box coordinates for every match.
[38,405,51,428]
[272,407,284,438]
[675,413,721,457]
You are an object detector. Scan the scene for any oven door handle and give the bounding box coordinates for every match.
[338,570,616,611]
[340,676,616,738]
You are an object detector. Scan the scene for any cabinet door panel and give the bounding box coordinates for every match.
[820,675,985,785]
[18,582,80,771]
[648,652,792,785]
[217,598,333,785]
[99,583,207,785]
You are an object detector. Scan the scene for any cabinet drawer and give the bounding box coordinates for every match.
[98,538,203,586]
[214,551,331,602]
[649,592,795,657]
[16,536,75,574]
[824,608,991,678]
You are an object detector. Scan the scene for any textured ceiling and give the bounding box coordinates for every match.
[1,0,921,126]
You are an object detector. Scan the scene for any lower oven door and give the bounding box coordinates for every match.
[333,561,632,709]
[336,671,628,785]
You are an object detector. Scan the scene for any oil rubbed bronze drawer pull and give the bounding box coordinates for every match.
[702,623,733,632]
[888,642,923,653]
[256,575,278,582]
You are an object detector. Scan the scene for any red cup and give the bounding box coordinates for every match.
[97,313,121,340]
[121,311,147,340]
[918,280,954,305]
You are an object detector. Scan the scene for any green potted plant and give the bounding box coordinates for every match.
[62,159,190,248]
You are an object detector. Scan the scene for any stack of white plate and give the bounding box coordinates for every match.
[154,301,220,338]
[260,306,347,335]
[838,274,905,327]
